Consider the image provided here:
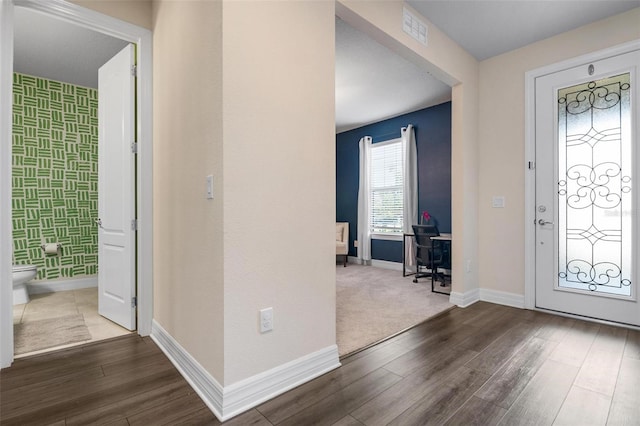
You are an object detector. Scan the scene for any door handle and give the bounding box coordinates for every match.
[95,218,103,228]
[538,219,554,226]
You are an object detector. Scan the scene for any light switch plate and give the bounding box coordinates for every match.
[206,175,214,199]
[492,196,505,208]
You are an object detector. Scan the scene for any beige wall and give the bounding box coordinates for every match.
[151,0,336,386]
[221,0,336,385]
[71,0,152,29]
[152,0,225,380]
[477,8,640,296]
[337,0,480,295]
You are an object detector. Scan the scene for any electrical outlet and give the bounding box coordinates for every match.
[260,307,273,333]
[354,240,358,247]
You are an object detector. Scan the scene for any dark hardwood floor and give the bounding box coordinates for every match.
[1,302,639,425]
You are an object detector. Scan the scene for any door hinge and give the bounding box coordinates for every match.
[528,161,536,170]
[131,142,138,154]
[131,219,138,231]
[131,64,137,77]
[131,296,137,308]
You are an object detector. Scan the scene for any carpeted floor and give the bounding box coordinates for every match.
[336,263,454,356]
[14,314,92,355]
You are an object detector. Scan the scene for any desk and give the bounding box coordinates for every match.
[402,233,416,277]
[430,234,452,295]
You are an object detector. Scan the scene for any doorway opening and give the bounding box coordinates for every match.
[11,7,134,357]
[334,15,454,357]
[0,0,153,368]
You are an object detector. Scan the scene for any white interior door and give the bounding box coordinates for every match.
[98,44,136,330]
[535,50,640,326]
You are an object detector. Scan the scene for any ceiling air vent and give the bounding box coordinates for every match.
[403,7,428,46]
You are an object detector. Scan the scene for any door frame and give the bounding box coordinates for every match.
[0,0,153,368]
[524,39,640,313]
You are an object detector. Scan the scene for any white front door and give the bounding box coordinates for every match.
[535,50,640,326]
[97,44,136,330]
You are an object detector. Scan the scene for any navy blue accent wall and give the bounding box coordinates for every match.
[336,102,452,262]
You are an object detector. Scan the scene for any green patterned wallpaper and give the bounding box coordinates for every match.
[12,73,98,281]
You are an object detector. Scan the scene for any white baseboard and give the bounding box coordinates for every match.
[479,288,525,309]
[151,321,224,419]
[347,256,403,272]
[449,288,480,307]
[28,276,98,294]
[450,288,525,309]
[151,320,341,422]
[371,259,403,271]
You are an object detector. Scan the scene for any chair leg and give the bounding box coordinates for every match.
[343,255,347,267]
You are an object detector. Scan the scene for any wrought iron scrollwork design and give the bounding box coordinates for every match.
[557,74,632,295]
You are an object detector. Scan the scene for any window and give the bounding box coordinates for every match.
[370,138,403,235]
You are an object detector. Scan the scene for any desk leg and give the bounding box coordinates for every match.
[402,233,407,277]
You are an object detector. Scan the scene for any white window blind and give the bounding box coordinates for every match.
[370,138,403,234]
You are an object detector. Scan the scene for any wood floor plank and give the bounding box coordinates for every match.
[464,320,539,375]
[1,365,107,416]
[277,368,402,426]
[127,392,217,426]
[606,356,640,425]
[553,385,611,426]
[623,328,640,360]
[474,336,559,409]
[65,377,192,425]
[534,314,577,342]
[547,319,600,367]
[224,409,273,426]
[497,359,579,426]
[257,341,407,424]
[2,368,183,425]
[1,334,157,389]
[383,321,476,377]
[461,303,513,328]
[100,350,173,376]
[454,313,519,353]
[574,326,627,397]
[350,348,478,426]
[171,407,220,425]
[381,307,471,350]
[442,395,507,426]
[332,414,365,426]
[387,367,490,426]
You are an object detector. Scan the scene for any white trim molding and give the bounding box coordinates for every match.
[1,0,153,368]
[347,256,403,272]
[28,277,98,295]
[0,0,15,369]
[449,288,480,307]
[524,40,640,312]
[479,288,525,309]
[151,320,341,422]
[450,288,524,309]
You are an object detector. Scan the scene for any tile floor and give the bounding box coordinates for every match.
[13,287,132,357]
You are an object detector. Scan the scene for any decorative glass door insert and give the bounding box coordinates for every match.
[557,74,632,298]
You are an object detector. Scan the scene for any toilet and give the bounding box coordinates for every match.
[12,264,37,305]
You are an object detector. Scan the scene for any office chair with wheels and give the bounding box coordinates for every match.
[411,224,445,284]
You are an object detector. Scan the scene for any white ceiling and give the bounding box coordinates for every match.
[14,7,128,89]
[336,17,451,133]
[407,0,640,61]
